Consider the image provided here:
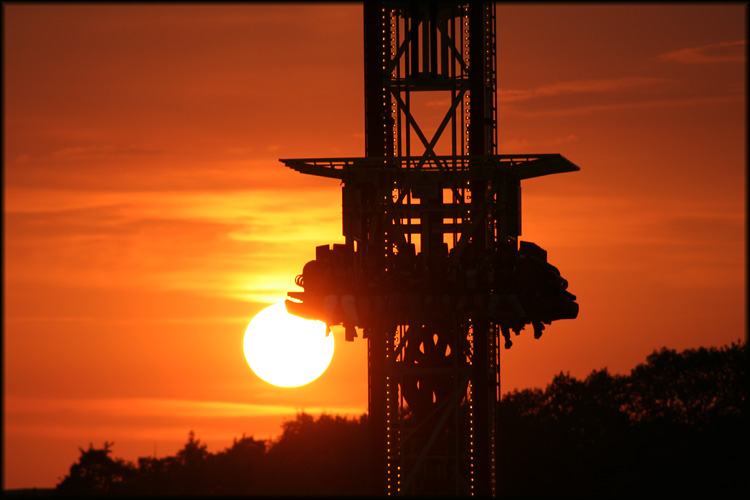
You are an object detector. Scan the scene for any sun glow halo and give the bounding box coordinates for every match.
[243,302,333,387]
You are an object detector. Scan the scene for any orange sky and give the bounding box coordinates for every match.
[3,3,746,490]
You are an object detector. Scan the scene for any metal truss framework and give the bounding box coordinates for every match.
[281,1,579,496]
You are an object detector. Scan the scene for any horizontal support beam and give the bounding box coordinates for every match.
[280,154,580,182]
[390,221,467,234]
[387,364,473,376]
[386,76,471,91]
[380,204,470,218]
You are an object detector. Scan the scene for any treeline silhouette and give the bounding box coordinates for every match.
[55,342,747,496]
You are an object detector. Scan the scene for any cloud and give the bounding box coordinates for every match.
[496,76,722,118]
[5,395,365,420]
[658,40,746,63]
[521,192,745,288]
[51,144,165,160]
[4,186,342,303]
[499,77,666,104]
[5,147,328,192]
[500,93,741,118]
[6,315,250,326]
[499,134,578,152]
[4,396,368,445]
[497,70,744,118]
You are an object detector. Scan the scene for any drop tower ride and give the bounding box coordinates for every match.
[281,2,580,495]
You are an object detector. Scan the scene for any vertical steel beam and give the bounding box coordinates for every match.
[363,3,390,495]
[466,3,497,495]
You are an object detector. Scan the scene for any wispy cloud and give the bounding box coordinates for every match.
[4,396,368,444]
[499,77,666,104]
[498,70,745,118]
[501,93,741,118]
[5,149,326,192]
[5,315,250,325]
[51,144,166,160]
[499,134,578,153]
[521,193,745,288]
[5,395,365,419]
[4,187,342,302]
[658,40,746,63]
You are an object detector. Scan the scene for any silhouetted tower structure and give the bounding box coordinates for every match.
[282,1,579,496]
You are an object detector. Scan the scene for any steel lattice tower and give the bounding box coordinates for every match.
[282,1,579,495]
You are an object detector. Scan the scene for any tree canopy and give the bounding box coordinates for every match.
[56,341,747,496]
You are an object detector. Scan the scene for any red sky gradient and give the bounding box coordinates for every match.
[3,4,746,490]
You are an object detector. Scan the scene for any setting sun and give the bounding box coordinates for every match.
[243,302,334,387]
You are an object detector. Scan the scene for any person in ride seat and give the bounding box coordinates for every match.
[457,242,486,314]
[488,243,527,349]
[325,245,359,341]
